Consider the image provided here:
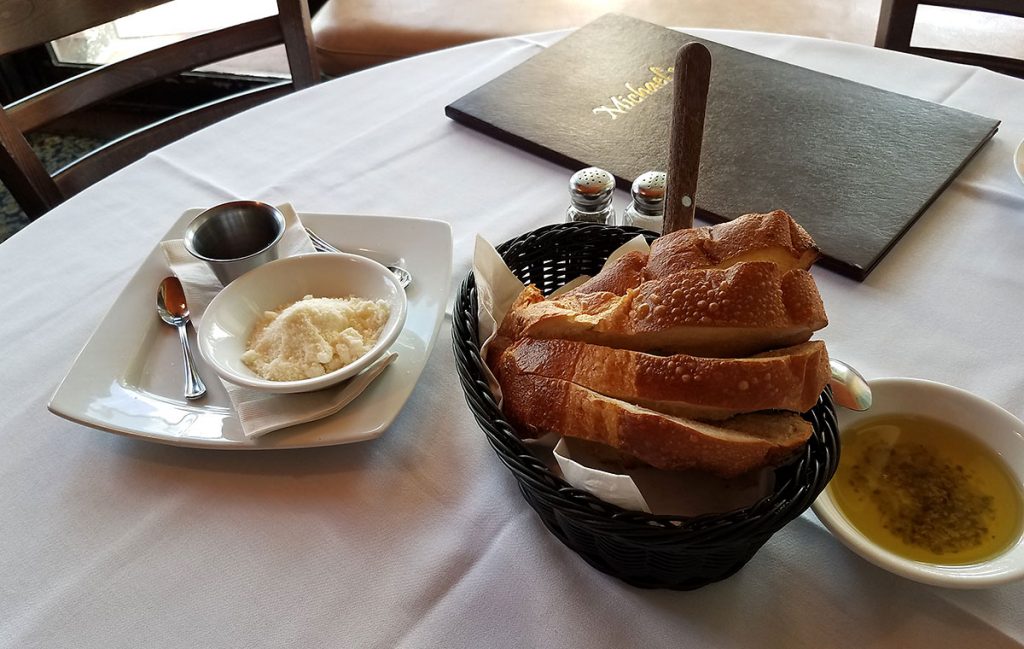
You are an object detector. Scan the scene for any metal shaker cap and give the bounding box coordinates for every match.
[569,167,616,209]
[630,171,666,215]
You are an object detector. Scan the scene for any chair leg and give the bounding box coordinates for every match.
[0,115,64,221]
[876,0,920,51]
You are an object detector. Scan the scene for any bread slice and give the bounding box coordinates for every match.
[500,371,813,477]
[646,210,820,279]
[495,261,827,358]
[561,250,647,298]
[500,338,829,420]
[563,210,819,298]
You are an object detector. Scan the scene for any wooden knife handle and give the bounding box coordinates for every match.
[663,42,712,235]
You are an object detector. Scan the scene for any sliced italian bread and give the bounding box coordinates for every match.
[499,338,829,420]
[494,261,827,358]
[646,209,820,279]
[563,210,820,298]
[500,370,813,478]
[561,250,647,298]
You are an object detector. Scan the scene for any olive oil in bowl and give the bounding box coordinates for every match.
[829,414,1023,565]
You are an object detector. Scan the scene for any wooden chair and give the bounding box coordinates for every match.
[875,0,1024,78]
[0,0,320,221]
[309,0,882,77]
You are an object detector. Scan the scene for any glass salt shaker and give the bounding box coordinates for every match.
[622,171,666,232]
[566,167,616,224]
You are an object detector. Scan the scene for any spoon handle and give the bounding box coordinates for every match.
[177,323,207,400]
[829,358,872,411]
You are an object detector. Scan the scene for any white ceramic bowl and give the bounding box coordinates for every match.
[812,377,1024,588]
[1014,137,1024,187]
[197,252,407,393]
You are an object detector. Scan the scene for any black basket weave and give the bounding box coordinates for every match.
[453,222,840,590]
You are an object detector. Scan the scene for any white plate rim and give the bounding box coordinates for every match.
[1014,137,1024,186]
[47,210,452,449]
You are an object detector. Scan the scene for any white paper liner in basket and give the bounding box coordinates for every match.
[472,234,773,516]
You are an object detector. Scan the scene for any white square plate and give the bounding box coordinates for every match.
[48,211,452,449]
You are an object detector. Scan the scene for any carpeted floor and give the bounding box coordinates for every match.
[0,133,104,244]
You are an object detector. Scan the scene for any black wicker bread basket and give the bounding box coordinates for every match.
[453,222,840,590]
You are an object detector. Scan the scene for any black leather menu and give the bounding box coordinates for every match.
[445,14,1000,280]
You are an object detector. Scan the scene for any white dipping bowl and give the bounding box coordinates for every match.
[197,252,407,394]
[812,377,1024,589]
[1014,137,1024,186]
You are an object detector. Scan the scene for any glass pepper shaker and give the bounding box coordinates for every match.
[622,171,666,232]
[566,167,616,224]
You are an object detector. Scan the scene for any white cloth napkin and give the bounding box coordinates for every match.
[160,203,397,439]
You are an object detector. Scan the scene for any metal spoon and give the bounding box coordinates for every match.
[157,277,207,400]
[304,227,412,289]
[829,358,872,411]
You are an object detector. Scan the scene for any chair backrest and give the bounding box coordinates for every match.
[875,0,1024,78]
[0,0,320,220]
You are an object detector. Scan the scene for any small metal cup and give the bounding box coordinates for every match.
[184,201,286,285]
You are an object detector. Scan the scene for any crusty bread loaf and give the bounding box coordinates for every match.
[561,250,647,298]
[486,210,828,478]
[500,338,829,420]
[646,210,820,278]
[496,261,827,358]
[563,210,819,298]
[500,370,813,477]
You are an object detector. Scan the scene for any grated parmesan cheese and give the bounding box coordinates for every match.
[241,295,390,381]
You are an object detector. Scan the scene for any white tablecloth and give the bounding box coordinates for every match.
[2,28,1023,648]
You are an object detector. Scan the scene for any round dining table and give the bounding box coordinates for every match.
[2,25,1024,648]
